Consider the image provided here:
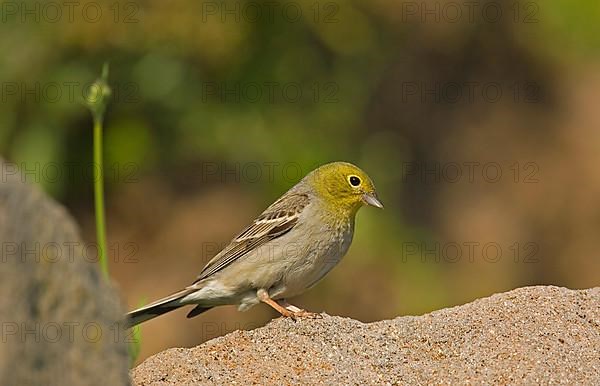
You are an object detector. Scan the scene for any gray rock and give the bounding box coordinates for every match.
[132,286,600,385]
[0,157,130,386]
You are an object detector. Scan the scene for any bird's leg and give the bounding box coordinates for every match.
[277,299,304,313]
[257,289,296,318]
[257,290,322,319]
[277,298,322,319]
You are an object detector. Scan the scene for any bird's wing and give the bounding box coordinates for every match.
[191,193,310,283]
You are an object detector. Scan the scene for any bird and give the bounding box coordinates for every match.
[125,161,383,328]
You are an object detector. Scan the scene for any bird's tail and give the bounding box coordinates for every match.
[125,287,197,328]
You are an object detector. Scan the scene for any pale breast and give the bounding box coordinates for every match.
[277,216,355,298]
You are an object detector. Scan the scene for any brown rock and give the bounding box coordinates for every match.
[132,286,600,385]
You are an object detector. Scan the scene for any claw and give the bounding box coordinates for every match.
[293,310,322,319]
[257,291,321,320]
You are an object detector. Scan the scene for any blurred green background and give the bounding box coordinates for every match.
[1,0,599,363]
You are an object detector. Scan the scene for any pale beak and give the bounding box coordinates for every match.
[362,192,384,208]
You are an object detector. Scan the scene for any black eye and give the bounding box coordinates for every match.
[349,176,361,187]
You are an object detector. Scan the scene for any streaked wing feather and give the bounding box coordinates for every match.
[192,193,309,283]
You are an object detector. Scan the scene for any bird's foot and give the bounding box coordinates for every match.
[290,310,322,319]
[278,299,322,320]
[257,290,322,320]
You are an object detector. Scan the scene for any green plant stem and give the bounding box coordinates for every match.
[93,115,109,279]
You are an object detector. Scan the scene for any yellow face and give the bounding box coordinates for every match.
[308,162,383,213]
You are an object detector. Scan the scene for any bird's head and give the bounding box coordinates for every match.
[307,161,383,215]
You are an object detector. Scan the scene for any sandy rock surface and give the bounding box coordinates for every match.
[132,286,600,385]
